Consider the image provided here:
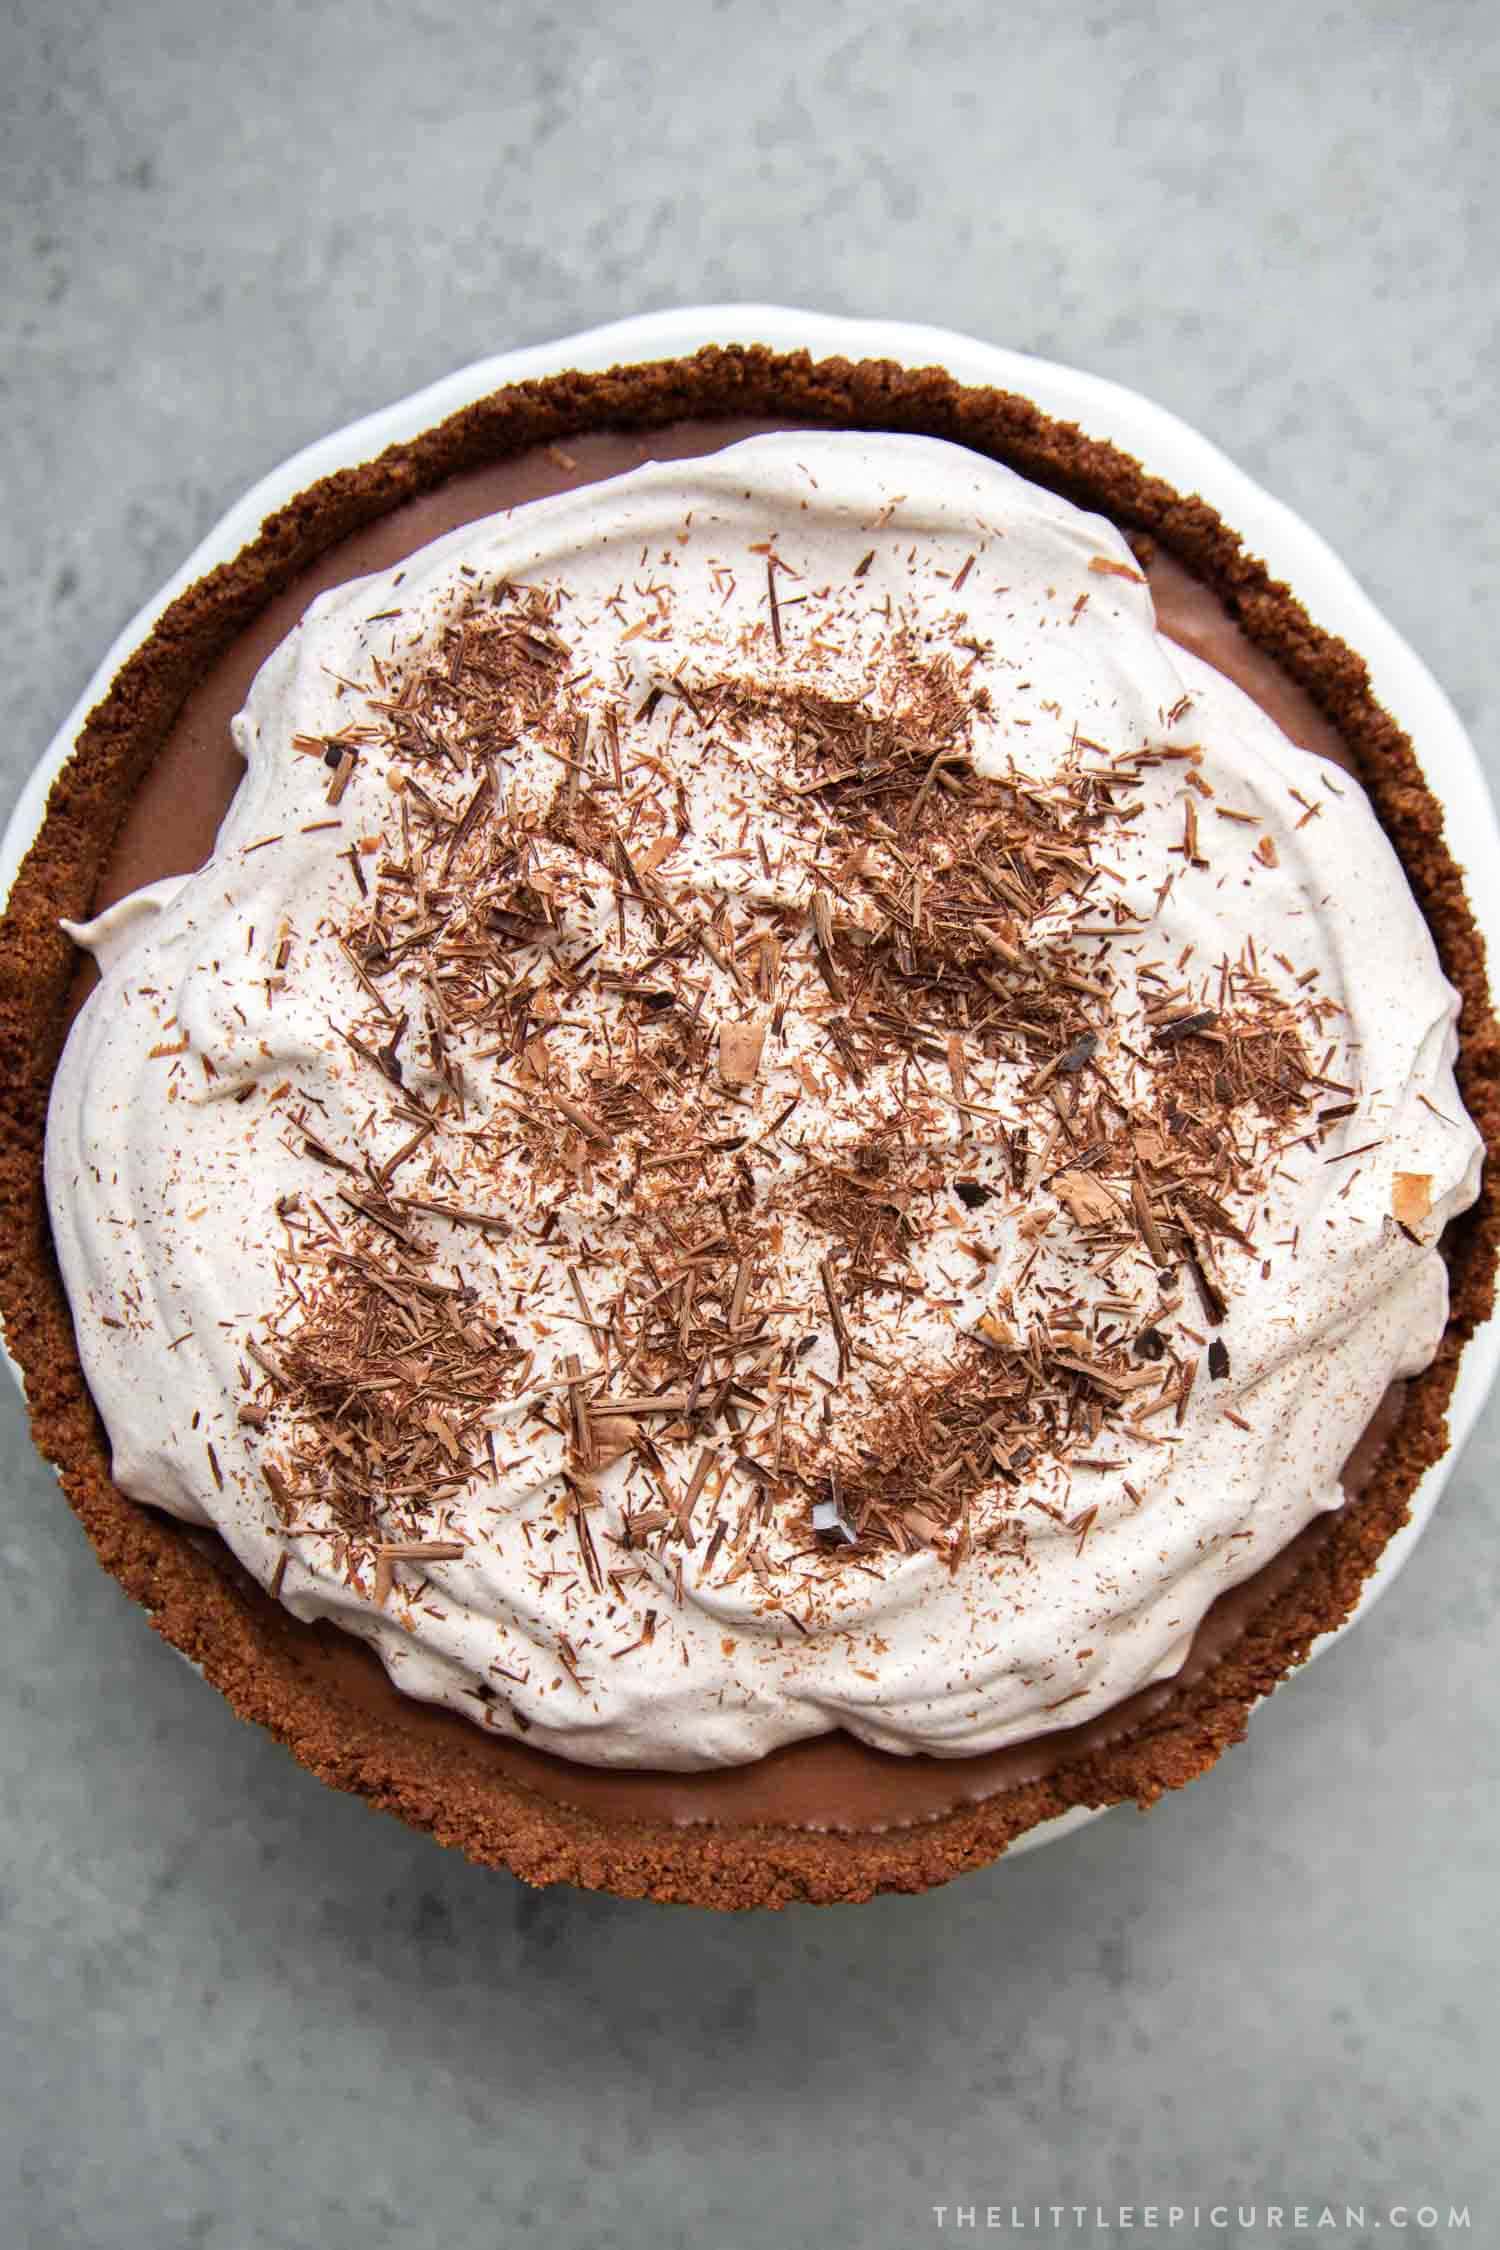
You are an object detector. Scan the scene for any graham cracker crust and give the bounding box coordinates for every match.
[1,345,1495,1908]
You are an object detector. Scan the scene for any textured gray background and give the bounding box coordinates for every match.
[3,3,1498,2247]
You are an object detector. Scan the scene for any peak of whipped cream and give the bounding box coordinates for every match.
[46,432,1482,1768]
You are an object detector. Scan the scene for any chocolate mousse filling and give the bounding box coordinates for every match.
[3,349,1496,1902]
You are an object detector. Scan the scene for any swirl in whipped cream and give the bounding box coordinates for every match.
[46,433,1482,1768]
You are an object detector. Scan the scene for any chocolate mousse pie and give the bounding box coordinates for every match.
[3,348,1496,1906]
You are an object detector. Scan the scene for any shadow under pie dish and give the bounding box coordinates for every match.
[3,333,1498,1908]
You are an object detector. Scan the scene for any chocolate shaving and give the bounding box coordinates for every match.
[719,1018,767,1086]
[812,1494,858,1548]
[325,749,358,805]
[1056,1031,1098,1075]
[1151,1009,1218,1048]
[766,558,784,653]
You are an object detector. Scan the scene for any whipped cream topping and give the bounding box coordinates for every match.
[46,433,1481,1769]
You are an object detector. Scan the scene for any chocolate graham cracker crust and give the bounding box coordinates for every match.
[2,346,1496,1908]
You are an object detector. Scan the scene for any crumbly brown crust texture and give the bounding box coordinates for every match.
[2,346,1496,1908]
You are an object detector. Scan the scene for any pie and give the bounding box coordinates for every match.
[3,347,1494,1906]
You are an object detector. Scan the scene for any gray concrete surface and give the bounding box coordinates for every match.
[3,3,1498,2246]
